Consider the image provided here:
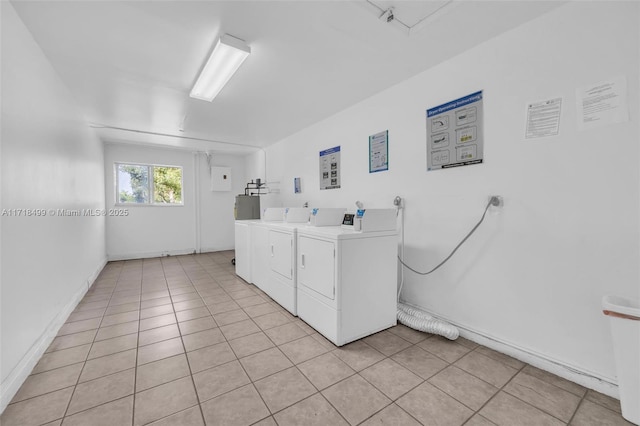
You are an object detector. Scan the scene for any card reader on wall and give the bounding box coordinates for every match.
[353,209,397,232]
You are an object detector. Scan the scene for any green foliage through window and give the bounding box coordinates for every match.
[117,163,183,205]
[154,166,182,203]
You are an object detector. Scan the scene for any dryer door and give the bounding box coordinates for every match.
[268,229,293,280]
[298,235,335,300]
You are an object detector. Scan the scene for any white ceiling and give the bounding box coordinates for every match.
[12,1,563,154]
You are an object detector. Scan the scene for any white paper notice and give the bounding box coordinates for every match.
[577,76,628,130]
[525,97,562,139]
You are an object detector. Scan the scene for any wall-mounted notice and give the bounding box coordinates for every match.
[319,146,341,190]
[369,130,388,173]
[427,91,484,171]
[525,97,562,139]
[294,177,301,194]
[577,76,628,131]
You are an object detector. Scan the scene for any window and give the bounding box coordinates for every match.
[116,163,183,205]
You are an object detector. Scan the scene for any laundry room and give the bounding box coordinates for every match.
[1,1,638,425]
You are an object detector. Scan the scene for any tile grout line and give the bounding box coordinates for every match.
[352,344,428,425]
[340,337,430,425]
[462,349,529,425]
[172,255,212,426]
[192,254,305,424]
[239,286,400,424]
[13,328,392,418]
[478,345,591,425]
[130,258,156,426]
[192,253,279,423]
[566,391,589,426]
[462,348,592,408]
[59,261,124,422]
[10,252,626,426]
[237,330,314,422]
[273,330,376,424]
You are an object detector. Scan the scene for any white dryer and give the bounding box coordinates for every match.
[250,208,286,290]
[296,225,398,346]
[234,219,257,283]
[261,208,311,315]
[264,222,299,315]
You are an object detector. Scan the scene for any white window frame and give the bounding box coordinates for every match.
[115,162,184,206]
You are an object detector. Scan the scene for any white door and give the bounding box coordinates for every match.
[298,235,335,300]
[269,230,293,280]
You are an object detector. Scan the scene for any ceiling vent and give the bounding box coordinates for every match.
[366,0,460,35]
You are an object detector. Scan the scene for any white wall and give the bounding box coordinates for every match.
[1,2,107,410]
[200,153,249,251]
[104,143,247,259]
[246,1,639,392]
[244,148,286,211]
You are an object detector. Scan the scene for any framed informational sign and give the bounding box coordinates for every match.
[427,91,484,171]
[319,146,340,190]
[369,130,388,173]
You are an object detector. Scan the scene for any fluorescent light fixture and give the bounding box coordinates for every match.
[190,34,251,102]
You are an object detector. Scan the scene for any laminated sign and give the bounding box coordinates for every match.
[319,146,341,190]
[427,91,484,171]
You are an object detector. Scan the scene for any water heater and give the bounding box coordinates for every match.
[234,195,260,220]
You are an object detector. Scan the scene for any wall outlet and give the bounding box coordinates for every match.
[489,195,504,207]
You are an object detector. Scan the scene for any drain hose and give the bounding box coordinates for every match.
[397,303,459,340]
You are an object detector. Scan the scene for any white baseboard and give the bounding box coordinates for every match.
[200,246,235,253]
[107,248,196,261]
[107,248,234,261]
[87,256,108,288]
[400,301,619,400]
[0,256,107,413]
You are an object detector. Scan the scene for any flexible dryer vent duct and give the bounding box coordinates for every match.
[397,303,459,340]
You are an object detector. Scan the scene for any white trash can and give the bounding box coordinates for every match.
[602,295,640,425]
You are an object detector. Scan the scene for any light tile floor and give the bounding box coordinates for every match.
[1,251,633,426]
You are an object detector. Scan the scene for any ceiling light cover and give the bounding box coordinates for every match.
[190,34,251,102]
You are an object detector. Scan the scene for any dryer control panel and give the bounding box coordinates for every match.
[354,209,397,232]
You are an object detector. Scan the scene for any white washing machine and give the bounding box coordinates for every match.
[234,219,257,283]
[264,208,352,316]
[262,208,311,315]
[296,225,398,346]
[250,221,270,289]
[249,208,286,290]
[264,222,299,315]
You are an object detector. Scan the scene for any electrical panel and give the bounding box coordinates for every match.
[211,166,232,191]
